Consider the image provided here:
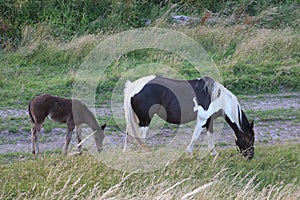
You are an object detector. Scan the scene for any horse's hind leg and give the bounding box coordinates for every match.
[31,123,41,157]
[63,123,75,155]
[124,126,150,151]
[76,125,83,154]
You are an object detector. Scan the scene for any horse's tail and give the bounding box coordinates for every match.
[211,80,243,130]
[124,80,145,147]
[28,101,35,124]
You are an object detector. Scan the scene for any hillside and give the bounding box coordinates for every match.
[0,1,299,107]
[0,0,299,199]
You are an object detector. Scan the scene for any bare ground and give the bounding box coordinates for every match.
[0,93,299,155]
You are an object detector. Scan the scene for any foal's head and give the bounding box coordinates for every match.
[235,121,255,160]
[94,123,106,152]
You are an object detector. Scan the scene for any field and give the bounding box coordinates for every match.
[0,0,300,199]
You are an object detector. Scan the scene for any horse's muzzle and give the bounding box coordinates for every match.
[242,147,254,160]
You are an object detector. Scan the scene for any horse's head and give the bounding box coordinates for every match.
[94,123,106,152]
[235,121,255,160]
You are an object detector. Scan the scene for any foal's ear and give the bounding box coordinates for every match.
[101,123,106,130]
[250,121,254,128]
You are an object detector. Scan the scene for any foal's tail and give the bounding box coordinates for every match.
[28,101,35,124]
[124,80,146,148]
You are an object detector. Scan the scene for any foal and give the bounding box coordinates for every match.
[29,94,106,156]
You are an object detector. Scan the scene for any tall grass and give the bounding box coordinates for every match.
[1,22,299,108]
[1,0,299,48]
[0,144,299,199]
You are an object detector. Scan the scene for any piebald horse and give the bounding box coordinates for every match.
[29,94,106,156]
[123,75,255,160]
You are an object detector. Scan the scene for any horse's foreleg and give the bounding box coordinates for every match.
[207,120,218,156]
[186,119,204,155]
[75,125,83,155]
[63,124,74,155]
[207,131,218,156]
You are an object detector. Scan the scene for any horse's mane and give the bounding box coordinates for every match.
[204,77,243,131]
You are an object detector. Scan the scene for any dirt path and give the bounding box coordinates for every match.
[0,93,299,154]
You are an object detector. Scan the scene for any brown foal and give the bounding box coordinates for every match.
[28,94,106,156]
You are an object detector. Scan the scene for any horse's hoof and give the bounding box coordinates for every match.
[212,153,219,164]
[210,150,218,157]
[185,149,194,158]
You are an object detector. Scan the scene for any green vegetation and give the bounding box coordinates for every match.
[0,1,299,199]
[0,1,299,108]
[1,0,299,47]
[0,144,299,199]
[245,108,300,122]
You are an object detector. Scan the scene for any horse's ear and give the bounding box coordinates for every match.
[250,121,254,128]
[101,123,106,130]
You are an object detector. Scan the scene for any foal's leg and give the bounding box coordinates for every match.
[63,123,75,155]
[31,123,42,157]
[76,125,83,154]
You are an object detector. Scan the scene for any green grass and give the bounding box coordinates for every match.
[245,108,300,122]
[0,144,299,199]
[0,2,299,199]
[0,2,299,108]
[1,43,299,109]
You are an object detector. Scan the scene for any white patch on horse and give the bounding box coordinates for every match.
[140,126,149,139]
[192,97,210,120]
[123,75,156,151]
[187,81,243,155]
[125,75,156,98]
[193,81,242,130]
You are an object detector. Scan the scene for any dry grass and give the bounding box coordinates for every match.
[18,20,300,68]
[13,169,298,200]
[233,28,300,63]
[1,145,299,200]
[185,24,300,65]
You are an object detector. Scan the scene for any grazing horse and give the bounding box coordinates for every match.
[28,94,106,156]
[123,75,255,160]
